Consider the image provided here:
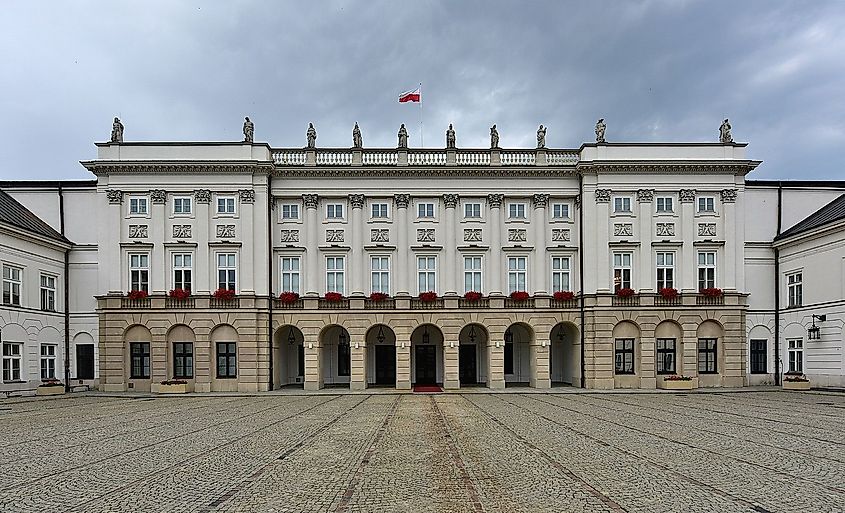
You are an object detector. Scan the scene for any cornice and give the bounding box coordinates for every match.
[577,160,760,175]
[81,160,274,176]
[272,166,577,178]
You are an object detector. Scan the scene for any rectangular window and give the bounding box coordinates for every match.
[464,203,481,219]
[750,339,767,374]
[656,197,674,213]
[129,196,148,215]
[129,342,150,379]
[326,203,344,219]
[371,203,389,219]
[787,272,802,308]
[697,251,716,290]
[2,342,23,382]
[40,274,56,312]
[338,342,350,377]
[371,256,390,294]
[787,339,803,373]
[217,196,236,215]
[417,202,435,218]
[326,256,345,294]
[417,256,437,293]
[656,338,676,374]
[552,203,570,219]
[40,344,57,380]
[217,253,236,291]
[697,197,715,213]
[507,256,527,294]
[216,342,237,378]
[2,266,22,306]
[173,197,192,215]
[656,252,675,290]
[129,253,150,293]
[508,203,526,219]
[698,338,718,373]
[172,253,192,292]
[613,252,632,292]
[614,339,634,374]
[613,197,632,213]
[173,342,194,379]
[551,256,570,292]
[464,256,482,293]
[281,256,301,294]
[281,203,299,220]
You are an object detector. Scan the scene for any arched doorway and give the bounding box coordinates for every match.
[411,324,443,385]
[550,322,580,386]
[274,325,304,388]
[504,323,532,386]
[320,324,351,388]
[459,324,488,386]
[367,324,396,387]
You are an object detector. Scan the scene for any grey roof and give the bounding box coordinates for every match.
[776,194,845,241]
[0,189,69,244]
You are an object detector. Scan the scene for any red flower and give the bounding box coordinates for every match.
[658,287,679,299]
[700,287,723,297]
[213,288,236,300]
[616,288,636,298]
[418,291,438,302]
[463,291,483,301]
[368,292,388,302]
[509,291,530,301]
[553,291,575,301]
[324,292,344,302]
[279,291,300,303]
[168,288,191,300]
[664,374,692,381]
[127,290,148,300]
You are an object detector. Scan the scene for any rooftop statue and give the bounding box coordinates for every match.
[243,117,254,143]
[446,123,456,149]
[595,118,606,143]
[537,124,546,148]
[110,117,124,143]
[306,123,317,148]
[398,124,408,148]
[719,118,733,143]
[490,124,499,148]
[352,122,362,148]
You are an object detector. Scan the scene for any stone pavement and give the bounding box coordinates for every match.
[0,391,843,512]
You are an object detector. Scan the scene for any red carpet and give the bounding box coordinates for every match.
[413,385,443,393]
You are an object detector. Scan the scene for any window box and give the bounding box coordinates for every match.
[368,292,388,302]
[509,291,530,301]
[168,288,191,300]
[783,373,810,390]
[658,287,679,300]
[553,291,575,301]
[279,291,301,303]
[463,291,483,302]
[699,287,722,297]
[657,375,696,390]
[418,291,438,302]
[616,288,636,298]
[324,292,344,302]
[213,288,236,300]
[127,290,148,300]
[36,380,65,396]
[158,379,188,394]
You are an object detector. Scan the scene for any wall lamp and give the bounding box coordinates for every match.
[808,314,826,340]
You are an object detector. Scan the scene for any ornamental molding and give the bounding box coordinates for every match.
[574,194,581,209]
[487,194,504,208]
[551,228,570,242]
[636,189,654,202]
[613,223,633,237]
[280,229,299,243]
[216,225,236,238]
[349,194,365,208]
[371,229,389,243]
[194,189,211,204]
[679,189,697,203]
[128,225,148,238]
[464,228,482,242]
[698,223,717,237]
[532,193,550,209]
[393,194,411,208]
[656,223,675,237]
[172,225,192,238]
[417,228,435,243]
[326,230,344,243]
[720,188,738,203]
[239,189,255,204]
[302,194,319,209]
[595,189,612,203]
[443,194,460,208]
[150,190,167,204]
[106,189,123,204]
[85,162,272,176]
[508,229,526,242]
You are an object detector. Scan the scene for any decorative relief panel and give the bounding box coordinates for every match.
[128,225,148,238]
[194,189,211,204]
[216,225,236,238]
[679,189,697,203]
[150,190,167,204]
[613,223,633,236]
[698,223,717,237]
[371,229,389,243]
[326,229,344,243]
[280,229,299,243]
[655,223,675,237]
[508,229,527,242]
[595,189,612,203]
[551,228,570,242]
[172,225,192,238]
[464,228,482,242]
[417,229,435,243]
[239,189,256,204]
[106,189,123,204]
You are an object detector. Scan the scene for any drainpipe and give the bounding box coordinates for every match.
[774,182,782,385]
[268,182,275,391]
[578,173,586,388]
[59,184,71,392]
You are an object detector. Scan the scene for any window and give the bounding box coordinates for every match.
[464,256,482,293]
[417,256,436,293]
[656,252,674,290]
[371,203,389,219]
[464,203,481,219]
[173,342,194,379]
[172,254,192,292]
[787,339,803,373]
[2,266,21,306]
[173,197,192,215]
[40,274,56,311]
[698,338,718,373]
[656,338,676,374]
[552,203,570,219]
[656,197,674,213]
[371,256,390,294]
[216,342,237,378]
[787,272,802,308]
[129,342,150,379]
[217,253,236,291]
[129,196,148,215]
[129,254,149,293]
[281,203,299,220]
[326,256,345,294]
[697,197,715,213]
[281,256,301,294]
[508,203,526,219]
[217,196,236,215]
[551,256,570,292]
[613,197,632,213]
[326,203,344,219]
[750,339,767,374]
[613,252,632,292]
[338,342,350,377]
[417,202,435,218]
[40,344,57,380]
[2,342,22,382]
[614,339,634,374]
[507,256,527,294]
[697,251,716,290]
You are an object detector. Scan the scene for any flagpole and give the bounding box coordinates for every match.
[419,82,423,147]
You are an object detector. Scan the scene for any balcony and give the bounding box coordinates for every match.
[270,147,580,167]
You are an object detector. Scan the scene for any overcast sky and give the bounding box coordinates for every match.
[1,1,844,180]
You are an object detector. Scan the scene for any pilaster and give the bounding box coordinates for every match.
[303,333,323,391]
[349,194,365,296]
[443,194,459,296]
[303,194,319,297]
[194,189,211,294]
[394,194,411,296]
[444,340,459,389]
[532,194,549,295]
[722,189,737,291]
[595,189,611,292]
[488,194,504,296]
[637,189,654,293]
[240,189,255,293]
[680,189,696,292]
[396,340,411,389]
[150,190,166,294]
[530,336,551,389]
[350,341,367,390]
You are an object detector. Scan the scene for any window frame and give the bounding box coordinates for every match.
[551,202,571,220]
[173,342,194,379]
[370,255,390,295]
[697,338,718,374]
[216,341,237,379]
[612,252,633,292]
[128,196,149,216]
[417,202,436,219]
[281,203,300,221]
[697,196,716,214]
[40,273,56,312]
[787,271,803,308]
[216,195,237,216]
[551,255,571,292]
[40,343,57,380]
[417,255,437,294]
[463,202,482,219]
[2,265,22,306]
[281,256,301,294]
[326,203,344,220]
[697,251,716,290]
[2,341,23,382]
[613,196,632,214]
[326,255,346,294]
[129,342,150,379]
[787,338,804,374]
[656,251,675,290]
[656,338,676,374]
[750,339,767,374]
[172,196,193,216]
[614,338,635,374]
[216,252,237,292]
[507,256,528,294]
[172,253,193,292]
[128,253,150,293]
[655,196,674,214]
[463,255,483,294]
[507,202,527,220]
[370,202,389,220]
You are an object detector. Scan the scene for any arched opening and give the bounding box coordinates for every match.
[320,324,351,388]
[366,324,396,387]
[72,332,96,381]
[167,324,196,382]
[655,320,684,376]
[411,324,444,386]
[38,326,62,382]
[748,324,773,383]
[274,325,304,389]
[210,324,238,392]
[550,322,580,386]
[125,325,153,391]
[697,320,724,386]
[458,324,489,386]
[612,320,640,389]
[504,322,533,386]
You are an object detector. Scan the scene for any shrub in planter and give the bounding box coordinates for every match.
[509,291,530,301]
[418,291,438,302]
[463,291,483,301]
[553,291,575,301]
[279,291,300,303]
[36,379,65,395]
[616,288,636,298]
[783,372,809,382]
[213,288,236,300]
[658,287,679,299]
[168,288,191,300]
[700,287,723,297]
[324,292,344,302]
[663,374,693,381]
[368,292,388,302]
[39,378,65,387]
[127,290,148,300]
[160,379,188,386]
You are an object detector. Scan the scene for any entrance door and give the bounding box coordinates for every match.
[297,344,305,379]
[76,344,95,380]
[414,345,437,384]
[375,345,396,385]
[459,344,477,384]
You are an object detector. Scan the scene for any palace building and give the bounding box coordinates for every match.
[1,123,844,394]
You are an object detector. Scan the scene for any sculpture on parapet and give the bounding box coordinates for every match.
[537,124,546,148]
[446,123,456,149]
[398,124,408,148]
[110,117,124,143]
[243,117,254,143]
[306,123,317,148]
[719,118,733,143]
[490,124,499,148]
[352,122,362,148]
[595,118,606,143]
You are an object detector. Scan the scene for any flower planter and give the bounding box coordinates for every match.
[157,383,188,394]
[783,380,811,391]
[657,378,695,390]
[36,385,66,396]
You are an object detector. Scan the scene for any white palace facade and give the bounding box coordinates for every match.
[1,127,844,394]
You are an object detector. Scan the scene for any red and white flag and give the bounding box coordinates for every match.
[398,87,421,103]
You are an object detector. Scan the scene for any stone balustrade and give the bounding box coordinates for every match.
[270,148,579,167]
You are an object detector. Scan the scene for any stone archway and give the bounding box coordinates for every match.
[550,322,580,386]
[458,323,489,386]
[320,324,351,388]
[411,324,444,386]
[274,325,304,389]
[366,324,397,387]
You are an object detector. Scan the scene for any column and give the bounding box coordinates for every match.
[239,189,255,294]
[594,189,611,292]
[303,332,323,391]
[303,194,319,297]
[444,339,460,389]
[532,194,549,295]
[487,194,504,296]
[349,194,365,296]
[395,333,411,390]
[194,190,211,294]
[721,189,738,290]
[530,332,551,389]
[487,327,505,389]
[350,336,367,390]
[103,190,123,294]
[443,194,459,296]
[637,189,654,293]
[679,189,696,292]
[150,189,166,294]
[394,194,411,296]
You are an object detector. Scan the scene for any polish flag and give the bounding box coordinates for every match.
[398,87,421,103]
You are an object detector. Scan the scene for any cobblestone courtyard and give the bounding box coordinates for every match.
[1,391,843,512]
